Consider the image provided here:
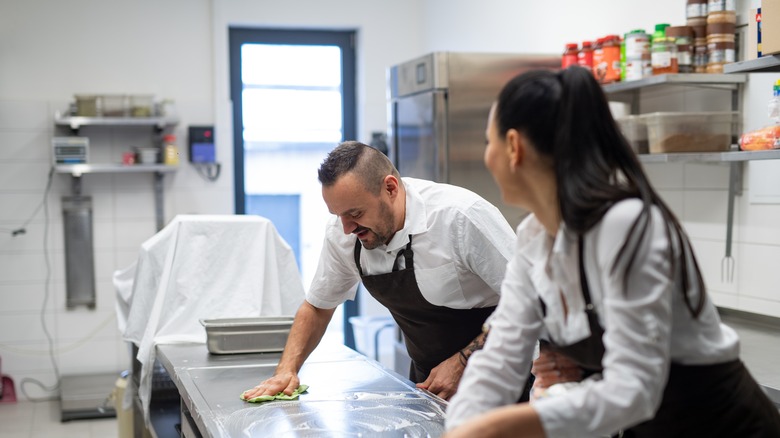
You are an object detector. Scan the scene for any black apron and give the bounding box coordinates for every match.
[541,238,780,437]
[354,235,495,383]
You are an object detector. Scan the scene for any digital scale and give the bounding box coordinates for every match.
[52,137,89,164]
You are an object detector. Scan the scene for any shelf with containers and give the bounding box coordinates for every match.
[603,72,751,283]
[53,110,180,231]
[723,54,780,74]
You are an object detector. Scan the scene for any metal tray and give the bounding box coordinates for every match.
[200,317,294,355]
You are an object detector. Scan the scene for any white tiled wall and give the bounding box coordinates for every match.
[0,91,234,399]
[644,158,780,318]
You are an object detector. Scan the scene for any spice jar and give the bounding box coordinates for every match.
[707,0,735,13]
[707,41,735,64]
[577,41,594,70]
[651,37,679,75]
[707,10,737,24]
[687,0,708,19]
[593,35,621,83]
[623,30,651,81]
[562,43,578,69]
[694,45,708,72]
[686,17,707,40]
[666,26,695,73]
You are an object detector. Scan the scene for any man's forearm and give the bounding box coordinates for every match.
[275,301,335,374]
[458,330,488,365]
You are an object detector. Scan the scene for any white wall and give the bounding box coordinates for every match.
[1,0,779,401]
[0,0,223,399]
[416,0,780,317]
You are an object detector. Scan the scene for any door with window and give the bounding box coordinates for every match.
[229,28,357,346]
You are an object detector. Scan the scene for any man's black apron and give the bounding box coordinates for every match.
[540,238,780,437]
[354,235,495,383]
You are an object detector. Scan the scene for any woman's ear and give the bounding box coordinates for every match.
[505,128,525,171]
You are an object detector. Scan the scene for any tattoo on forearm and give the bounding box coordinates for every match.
[461,330,489,362]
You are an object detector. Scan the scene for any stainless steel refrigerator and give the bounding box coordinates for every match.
[385,52,559,376]
[387,51,560,227]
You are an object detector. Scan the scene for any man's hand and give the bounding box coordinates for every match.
[530,346,583,390]
[416,353,464,400]
[241,370,300,400]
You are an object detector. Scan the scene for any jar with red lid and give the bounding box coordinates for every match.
[594,35,621,83]
[562,43,579,68]
[577,41,594,70]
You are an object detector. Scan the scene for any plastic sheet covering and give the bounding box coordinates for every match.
[224,397,445,437]
[112,215,305,426]
[164,346,448,437]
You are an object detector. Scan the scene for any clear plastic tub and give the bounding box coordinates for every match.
[129,94,154,117]
[616,115,649,154]
[642,111,739,153]
[349,315,396,362]
[101,94,129,117]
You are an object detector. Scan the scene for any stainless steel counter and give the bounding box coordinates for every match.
[151,309,778,437]
[155,341,447,437]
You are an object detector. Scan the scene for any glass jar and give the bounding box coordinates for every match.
[665,26,694,73]
[594,35,621,83]
[687,0,708,19]
[707,0,735,13]
[651,37,679,75]
[562,43,578,68]
[577,41,594,70]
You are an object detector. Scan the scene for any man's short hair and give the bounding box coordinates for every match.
[318,141,399,195]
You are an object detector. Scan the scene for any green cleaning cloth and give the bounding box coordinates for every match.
[240,384,309,403]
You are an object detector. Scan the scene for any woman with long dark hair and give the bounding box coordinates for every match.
[444,66,780,437]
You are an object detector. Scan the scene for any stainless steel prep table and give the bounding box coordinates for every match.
[154,341,447,437]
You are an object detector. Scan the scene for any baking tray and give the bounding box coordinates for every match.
[200,317,294,354]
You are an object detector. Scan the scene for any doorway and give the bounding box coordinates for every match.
[229,28,357,346]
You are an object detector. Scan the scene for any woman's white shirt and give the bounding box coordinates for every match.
[446,199,740,438]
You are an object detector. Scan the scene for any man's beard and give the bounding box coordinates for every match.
[355,200,395,250]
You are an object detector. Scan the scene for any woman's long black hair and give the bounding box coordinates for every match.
[495,66,705,317]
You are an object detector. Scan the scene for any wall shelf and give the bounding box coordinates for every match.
[724,55,780,74]
[603,73,746,100]
[637,149,780,163]
[55,163,178,177]
[54,113,179,131]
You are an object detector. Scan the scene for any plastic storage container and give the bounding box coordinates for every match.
[101,94,129,117]
[200,317,294,354]
[135,147,159,164]
[349,315,396,362]
[642,111,739,153]
[129,95,154,117]
[75,95,99,117]
[616,115,649,154]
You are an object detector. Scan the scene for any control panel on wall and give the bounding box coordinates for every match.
[189,126,215,163]
[189,125,220,181]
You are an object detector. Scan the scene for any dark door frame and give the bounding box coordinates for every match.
[228,27,358,349]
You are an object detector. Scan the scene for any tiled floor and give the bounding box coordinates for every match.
[0,400,118,438]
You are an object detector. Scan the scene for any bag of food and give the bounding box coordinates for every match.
[739,125,780,151]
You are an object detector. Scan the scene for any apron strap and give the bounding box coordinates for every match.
[354,235,415,275]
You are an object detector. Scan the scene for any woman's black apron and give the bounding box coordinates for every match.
[540,238,780,437]
[354,235,495,383]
